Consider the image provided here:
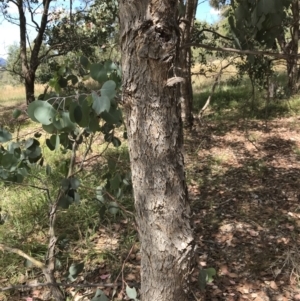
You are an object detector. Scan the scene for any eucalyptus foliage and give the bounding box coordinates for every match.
[0,58,126,210]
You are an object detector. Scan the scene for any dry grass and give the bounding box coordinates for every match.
[192,59,239,91]
[0,84,45,106]
[191,58,289,92]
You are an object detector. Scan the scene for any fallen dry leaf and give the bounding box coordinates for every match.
[228,273,239,278]
[270,280,278,290]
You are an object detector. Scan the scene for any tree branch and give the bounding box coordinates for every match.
[26,0,41,30]
[30,0,52,70]
[199,28,233,41]
[0,243,45,269]
[183,43,298,59]
[198,60,233,118]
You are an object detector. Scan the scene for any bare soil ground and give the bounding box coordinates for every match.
[187,116,300,301]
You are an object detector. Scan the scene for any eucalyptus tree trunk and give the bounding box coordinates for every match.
[119,1,195,300]
[179,0,198,128]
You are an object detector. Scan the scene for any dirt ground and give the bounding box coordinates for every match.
[3,108,300,300]
[187,116,300,301]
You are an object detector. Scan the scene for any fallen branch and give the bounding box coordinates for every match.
[198,60,233,119]
[0,244,45,269]
[114,244,136,293]
[0,281,140,292]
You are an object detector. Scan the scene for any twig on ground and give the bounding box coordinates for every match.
[114,244,135,292]
[105,191,135,217]
[0,244,45,269]
[0,281,140,292]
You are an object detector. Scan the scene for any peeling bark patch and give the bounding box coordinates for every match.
[137,20,177,61]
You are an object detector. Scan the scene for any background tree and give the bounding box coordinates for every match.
[5,43,54,85]
[1,0,54,104]
[211,0,299,94]
[119,0,195,300]
[275,0,299,92]
[0,0,118,104]
[179,0,198,127]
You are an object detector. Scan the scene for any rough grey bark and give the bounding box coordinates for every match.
[179,0,198,128]
[119,1,195,300]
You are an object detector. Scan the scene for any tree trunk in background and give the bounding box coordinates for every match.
[24,70,36,104]
[119,0,195,300]
[179,0,198,128]
[17,0,52,104]
[277,0,299,94]
[287,0,299,93]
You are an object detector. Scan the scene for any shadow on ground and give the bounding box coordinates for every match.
[186,117,300,300]
[0,102,29,129]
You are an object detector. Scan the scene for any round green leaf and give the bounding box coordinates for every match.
[17,167,28,177]
[27,146,41,159]
[198,269,207,292]
[112,137,121,147]
[104,60,117,72]
[2,153,17,168]
[77,99,90,127]
[80,56,90,69]
[69,262,84,277]
[67,74,78,85]
[0,169,9,180]
[25,138,35,149]
[206,267,216,283]
[15,173,24,183]
[126,285,137,300]
[53,112,76,131]
[91,289,109,301]
[88,115,100,133]
[59,132,72,150]
[58,77,68,88]
[12,109,22,119]
[58,195,73,209]
[24,259,34,268]
[61,178,70,191]
[69,102,83,124]
[107,158,116,171]
[92,91,111,115]
[90,63,108,82]
[74,192,80,204]
[58,66,66,76]
[0,128,12,143]
[101,80,116,99]
[100,107,122,125]
[28,101,56,125]
[7,142,20,155]
[43,123,56,134]
[46,138,55,151]
[108,202,119,215]
[70,177,80,189]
